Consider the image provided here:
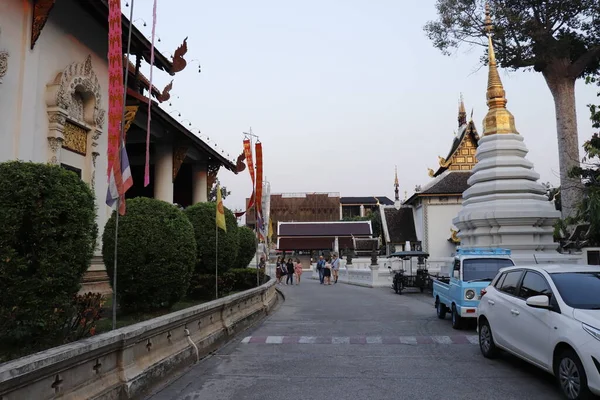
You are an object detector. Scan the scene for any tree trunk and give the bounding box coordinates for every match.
[543,71,583,220]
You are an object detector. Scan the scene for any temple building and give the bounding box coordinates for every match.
[0,0,237,293]
[394,97,480,266]
[276,220,373,265]
[452,5,579,265]
[340,196,393,219]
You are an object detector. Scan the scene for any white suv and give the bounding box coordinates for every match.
[477,264,600,400]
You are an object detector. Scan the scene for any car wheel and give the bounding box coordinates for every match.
[436,298,447,319]
[556,349,593,400]
[451,304,462,330]
[478,319,499,359]
[393,280,399,294]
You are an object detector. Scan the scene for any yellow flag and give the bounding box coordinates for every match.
[216,184,226,232]
[268,218,273,241]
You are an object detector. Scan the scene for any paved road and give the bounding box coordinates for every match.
[147,277,562,400]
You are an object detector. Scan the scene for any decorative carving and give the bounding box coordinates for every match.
[172,145,189,181]
[449,229,460,244]
[235,152,246,173]
[0,26,8,84]
[156,81,173,103]
[91,129,101,148]
[170,37,188,74]
[427,168,434,178]
[47,55,104,127]
[48,137,63,165]
[91,152,99,191]
[31,0,56,50]
[48,112,66,125]
[123,106,139,136]
[63,121,87,155]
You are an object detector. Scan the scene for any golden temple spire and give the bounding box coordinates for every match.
[458,93,467,127]
[482,2,518,136]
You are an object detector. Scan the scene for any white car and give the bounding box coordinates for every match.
[477,264,600,400]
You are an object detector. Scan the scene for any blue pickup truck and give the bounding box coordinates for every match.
[432,248,514,329]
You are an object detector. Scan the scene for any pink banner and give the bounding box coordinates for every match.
[106,0,124,192]
[144,0,157,187]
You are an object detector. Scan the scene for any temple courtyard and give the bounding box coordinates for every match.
[145,279,561,400]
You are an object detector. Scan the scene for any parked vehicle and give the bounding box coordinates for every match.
[433,248,514,329]
[388,250,430,294]
[477,264,600,400]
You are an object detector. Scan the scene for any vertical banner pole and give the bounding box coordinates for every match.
[215,222,218,299]
[110,0,135,331]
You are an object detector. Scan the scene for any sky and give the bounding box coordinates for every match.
[124,0,599,213]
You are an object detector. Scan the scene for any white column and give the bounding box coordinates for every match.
[192,163,208,204]
[154,142,173,203]
[360,205,365,217]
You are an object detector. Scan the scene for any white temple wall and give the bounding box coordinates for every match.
[0,0,110,250]
[424,202,461,259]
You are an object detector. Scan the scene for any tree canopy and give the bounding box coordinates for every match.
[425,0,600,220]
[425,0,600,76]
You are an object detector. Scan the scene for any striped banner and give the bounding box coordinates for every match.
[106,0,125,212]
[243,138,255,211]
[255,142,263,233]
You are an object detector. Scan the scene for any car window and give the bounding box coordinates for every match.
[518,271,552,299]
[498,271,522,296]
[494,273,506,288]
[550,272,600,310]
[462,258,515,282]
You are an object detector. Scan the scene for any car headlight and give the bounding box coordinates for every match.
[583,324,600,342]
[465,289,475,300]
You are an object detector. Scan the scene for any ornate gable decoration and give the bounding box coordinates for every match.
[428,121,480,178]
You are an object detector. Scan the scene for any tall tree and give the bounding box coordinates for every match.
[424,0,600,219]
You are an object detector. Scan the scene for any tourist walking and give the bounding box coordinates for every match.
[286,258,295,285]
[275,256,284,284]
[323,258,332,285]
[294,258,303,284]
[316,255,325,284]
[331,253,340,284]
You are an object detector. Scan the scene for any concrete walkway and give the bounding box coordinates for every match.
[146,277,561,400]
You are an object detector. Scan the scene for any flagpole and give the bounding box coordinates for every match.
[215,220,218,299]
[112,0,135,331]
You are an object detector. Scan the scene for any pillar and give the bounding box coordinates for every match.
[360,205,365,217]
[192,163,208,204]
[154,142,173,203]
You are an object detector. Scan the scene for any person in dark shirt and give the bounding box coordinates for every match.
[286,258,294,285]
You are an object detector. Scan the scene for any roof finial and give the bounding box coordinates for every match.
[394,165,400,201]
[458,93,467,127]
[482,2,518,136]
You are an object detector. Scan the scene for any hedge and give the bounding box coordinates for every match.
[236,226,258,268]
[184,202,239,274]
[0,161,97,352]
[187,268,266,300]
[102,197,196,313]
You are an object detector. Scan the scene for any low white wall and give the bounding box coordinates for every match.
[0,279,278,400]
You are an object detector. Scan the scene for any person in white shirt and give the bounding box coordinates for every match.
[331,253,340,284]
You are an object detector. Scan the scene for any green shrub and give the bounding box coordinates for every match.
[187,269,266,300]
[102,197,196,313]
[0,161,97,352]
[236,226,257,268]
[184,202,239,274]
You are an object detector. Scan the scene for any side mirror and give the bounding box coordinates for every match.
[526,295,550,309]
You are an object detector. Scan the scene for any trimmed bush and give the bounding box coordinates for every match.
[102,197,196,313]
[184,202,239,274]
[0,161,97,352]
[187,269,266,300]
[236,226,257,268]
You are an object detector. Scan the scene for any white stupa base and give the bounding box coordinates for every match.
[508,250,583,266]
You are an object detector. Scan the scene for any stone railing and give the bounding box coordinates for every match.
[0,278,278,400]
[309,257,453,288]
